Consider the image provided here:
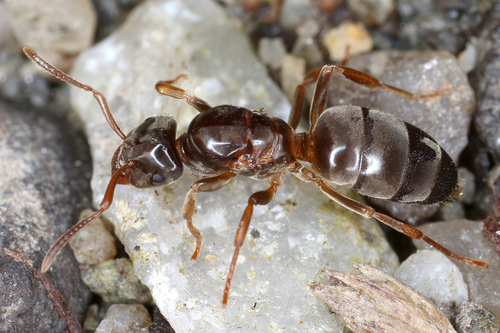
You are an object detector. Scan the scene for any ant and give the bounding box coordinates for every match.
[23,47,488,307]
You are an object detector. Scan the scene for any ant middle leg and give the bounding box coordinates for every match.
[290,163,489,268]
[182,172,236,260]
[223,172,285,306]
[155,76,212,112]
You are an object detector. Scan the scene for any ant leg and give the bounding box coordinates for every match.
[326,64,452,100]
[155,79,212,113]
[288,68,322,130]
[308,64,451,131]
[41,161,137,272]
[289,45,350,130]
[288,84,306,130]
[158,74,187,85]
[309,66,336,130]
[23,48,126,140]
[340,45,350,66]
[290,163,489,268]
[267,0,285,22]
[223,172,285,306]
[183,172,236,260]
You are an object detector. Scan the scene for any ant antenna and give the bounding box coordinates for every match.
[41,161,137,272]
[23,48,127,140]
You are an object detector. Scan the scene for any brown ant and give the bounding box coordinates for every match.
[23,47,488,307]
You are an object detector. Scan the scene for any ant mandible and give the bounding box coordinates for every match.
[23,47,488,307]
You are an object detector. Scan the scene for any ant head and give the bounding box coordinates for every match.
[113,115,183,188]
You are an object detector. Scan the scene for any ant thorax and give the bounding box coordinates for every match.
[178,105,296,179]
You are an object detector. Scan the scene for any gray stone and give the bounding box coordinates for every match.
[0,5,24,102]
[292,19,323,67]
[95,304,151,333]
[258,37,287,70]
[83,304,100,332]
[471,10,500,163]
[4,0,97,71]
[279,0,318,29]
[0,101,92,332]
[68,0,399,331]
[69,209,117,267]
[458,167,476,205]
[347,0,394,26]
[280,54,306,103]
[451,301,500,333]
[458,42,477,74]
[82,258,153,305]
[438,202,466,222]
[414,220,500,318]
[394,250,469,318]
[91,0,125,40]
[397,0,494,54]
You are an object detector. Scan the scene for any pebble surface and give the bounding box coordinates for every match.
[0,102,92,332]
[415,220,500,318]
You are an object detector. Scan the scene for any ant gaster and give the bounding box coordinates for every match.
[23,47,488,306]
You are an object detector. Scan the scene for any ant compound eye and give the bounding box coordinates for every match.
[150,173,164,185]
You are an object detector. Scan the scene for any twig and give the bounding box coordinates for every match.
[3,248,84,333]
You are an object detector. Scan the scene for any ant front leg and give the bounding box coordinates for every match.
[223,172,285,306]
[183,172,236,260]
[155,75,212,112]
[290,163,489,268]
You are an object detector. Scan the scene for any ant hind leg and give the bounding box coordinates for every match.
[325,64,452,100]
[307,63,451,132]
[290,162,489,268]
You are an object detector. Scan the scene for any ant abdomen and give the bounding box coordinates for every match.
[311,105,457,204]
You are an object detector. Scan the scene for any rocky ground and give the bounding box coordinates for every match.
[1,0,500,332]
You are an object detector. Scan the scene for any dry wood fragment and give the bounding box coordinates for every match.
[309,263,456,333]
